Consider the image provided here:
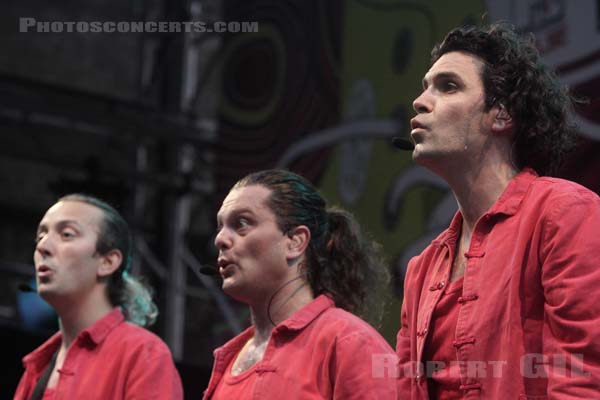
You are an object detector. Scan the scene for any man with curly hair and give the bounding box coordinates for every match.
[204,170,397,399]
[395,23,600,398]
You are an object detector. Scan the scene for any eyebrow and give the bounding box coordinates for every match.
[37,219,83,234]
[216,208,255,224]
[422,71,463,89]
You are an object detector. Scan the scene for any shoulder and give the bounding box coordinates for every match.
[317,306,370,329]
[22,331,62,364]
[525,177,600,221]
[106,322,173,360]
[313,307,393,351]
[528,176,599,204]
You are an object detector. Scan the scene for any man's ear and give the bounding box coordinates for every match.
[491,103,513,134]
[97,249,123,278]
[285,225,311,262]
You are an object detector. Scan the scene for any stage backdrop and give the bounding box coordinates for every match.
[215,0,600,344]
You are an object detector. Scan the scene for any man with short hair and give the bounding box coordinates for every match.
[14,194,183,400]
[395,24,600,398]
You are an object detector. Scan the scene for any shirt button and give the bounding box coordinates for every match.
[439,281,445,289]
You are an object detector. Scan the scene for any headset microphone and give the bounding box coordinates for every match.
[18,282,36,293]
[198,265,220,276]
[391,137,415,151]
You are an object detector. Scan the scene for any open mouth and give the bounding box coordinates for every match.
[219,264,235,278]
[36,265,53,279]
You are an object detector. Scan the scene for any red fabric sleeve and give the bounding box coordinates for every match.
[540,190,600,398]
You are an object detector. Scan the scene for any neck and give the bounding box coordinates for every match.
[248,277,314,343]
[52,287,114,350]
[424,134,518,231]
[448,161,518,231]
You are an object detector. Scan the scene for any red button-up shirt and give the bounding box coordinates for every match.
[396,169,600,399]
[13,308,183,400]
[422,277,464,398]
[203,294,398,399]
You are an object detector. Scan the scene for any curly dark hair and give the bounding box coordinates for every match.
[233,169,390,326]
[431,23,577,176]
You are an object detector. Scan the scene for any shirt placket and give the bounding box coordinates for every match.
[455,217,490,398]
[54,339,82,399]
[252,334,279,400]
[205,353,226,399]
[415,244,452,381]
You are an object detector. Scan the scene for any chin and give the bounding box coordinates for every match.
[412,146,445,166]
[411,150,421,163]
[36,283,52,295]
[411,148,431,165]
[224,290,250,305]
[37,287,59,305]
[223,283,255,305]
[221,279,240,297]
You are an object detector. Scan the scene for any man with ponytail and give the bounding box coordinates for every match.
[203,169,398,399]
[14,194,183,400]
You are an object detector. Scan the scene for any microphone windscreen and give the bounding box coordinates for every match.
[199,265,220,276]
[18,282,36,292]
[392,137,415,151]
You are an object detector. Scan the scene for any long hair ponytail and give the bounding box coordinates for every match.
[233,170,390,325]
[58,194,158,327]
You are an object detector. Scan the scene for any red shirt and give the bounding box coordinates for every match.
[13,308,183,400]
[203,295,398,399]
[42,388,54,399]
[211,351,258,400]
[422,277,464,399]
[397,169,600,399]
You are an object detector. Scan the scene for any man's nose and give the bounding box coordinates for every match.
[214,228,232,251]
[412,90,432,114]
[35,233,53,258]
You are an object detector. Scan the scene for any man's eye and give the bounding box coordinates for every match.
[61,230,75,239]
[236,218,250,229]
[34,233,45,244]
[441,81,458,91]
